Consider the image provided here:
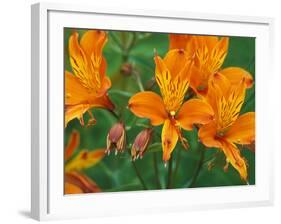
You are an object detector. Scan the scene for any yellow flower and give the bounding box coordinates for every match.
[198,74,255,181]
[64,130,105,193]
[169,34,253,97]
[65,30,115,127]
[129,49,214,162]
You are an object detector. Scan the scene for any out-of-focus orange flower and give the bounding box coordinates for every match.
[65,149,105,172]
[65,171,101,194]
[169,34,253,97]
[198,75,255,181]
[64,130,105,194]
[129,49,214,163]
[65,30,115,127]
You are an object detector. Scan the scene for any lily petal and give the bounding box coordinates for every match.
[65,71,91,105]
[69,32,89,82]
[163,49,191,77]
[189,66,208,96]
[169,34,193,50]
[69,32,109,94]
[162,119,179,162]
[177,99,214,130]
[65,70,112,107]
[90,93,115,110]
[209,37,229,73]
[195,36,219,51]
[128,91,168,126]
[224,112,255,145]
[194,36,228,74]
[205,79,223,118]
[219,67,254,88]
[207,75,246,124]
[154,55,168,78]
[80,30,107,57]
[93,58,111,98]
[220,140,248,181]
[209,72,232,97]
[65,104,90,127]
[65,171,101,194]
[64,182,83,194]
[214,37,229,54]
[65,130,80,161]
[65,93,114,127]
[198,121,222,148]
[65,149,105,172]
[99,75,111,95]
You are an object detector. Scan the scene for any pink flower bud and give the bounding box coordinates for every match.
[105,122,126,155]
[131,128,153,160]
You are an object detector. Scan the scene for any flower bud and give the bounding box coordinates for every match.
[105,122,126,155]
[131,128,153,160]
[120,63,133,76]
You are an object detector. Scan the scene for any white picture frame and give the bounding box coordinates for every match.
[31,2,274,221]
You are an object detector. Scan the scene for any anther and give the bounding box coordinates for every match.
[170,111,176,116]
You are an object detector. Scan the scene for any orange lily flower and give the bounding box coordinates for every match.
[65,171,101,194]
[65,30,115,127]
[64,130,105,194]
[169,34,253,96]
[128,49,214,162]
[198,74,255,181]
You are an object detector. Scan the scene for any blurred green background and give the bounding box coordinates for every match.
[64,28,255,192]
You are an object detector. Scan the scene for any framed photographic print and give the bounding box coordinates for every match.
[31,2,274,221]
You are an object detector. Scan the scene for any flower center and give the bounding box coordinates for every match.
[170,111,176,116]
[216,86,245,133]
[156,70,189,113]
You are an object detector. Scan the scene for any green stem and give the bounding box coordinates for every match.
[135,122,151,128]
[171,147,181,188]
[109,32,123,51]
[167,154,173,189]
[153,153,162,189]
[121,32,137,62]
[145,78,156,91]
[135,72,144,92]
[132,161,148,190]
[107,109,120,121]
[126,32,137,52]
[202,151,220,166]
[133,70,144,92]
[125,147,148,190]
[109,89,133,98]
[187,144,205,188]
[125,116,138,131]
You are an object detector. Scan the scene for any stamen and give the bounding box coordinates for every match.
[173,119,189,150]
[86,110,96,127]
[170,111,176,116]
[178,49,184,54]
[79,116,85,126]
[223,159,229,172]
